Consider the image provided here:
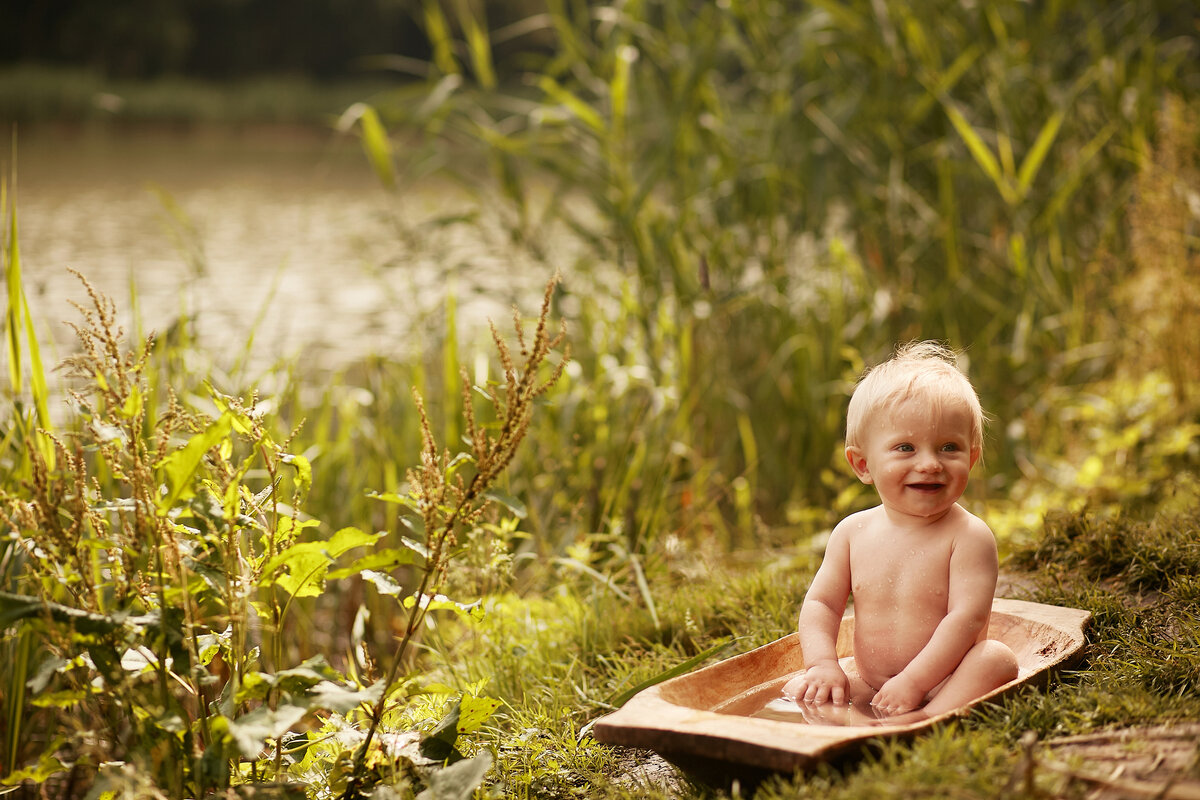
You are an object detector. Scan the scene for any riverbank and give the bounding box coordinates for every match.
[0,64,400,129]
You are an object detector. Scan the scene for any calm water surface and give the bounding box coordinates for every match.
[16,126,559,376]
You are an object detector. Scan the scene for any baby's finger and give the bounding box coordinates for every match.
[830,685,846,706]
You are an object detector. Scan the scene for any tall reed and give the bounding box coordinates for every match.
[370,0,1198,534]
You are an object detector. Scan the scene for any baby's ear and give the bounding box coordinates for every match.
[970,446,982,469]
[845,446,872,484]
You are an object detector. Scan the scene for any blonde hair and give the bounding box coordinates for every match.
[845,341,985,452]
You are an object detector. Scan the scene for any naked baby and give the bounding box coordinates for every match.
[781,341,1018,723]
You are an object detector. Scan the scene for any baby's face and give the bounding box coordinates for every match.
[849,397,979,523]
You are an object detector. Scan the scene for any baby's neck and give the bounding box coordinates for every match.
[880,502,962,530]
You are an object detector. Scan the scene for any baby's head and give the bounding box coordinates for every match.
[845,341,984,454]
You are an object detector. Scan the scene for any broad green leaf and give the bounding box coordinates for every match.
[456,694,501,734]
[225,704,308,759]
[416,751,492,800]
[262,526,378,598]
[310,679,382,714]
[196,626,231,666]
[482,488,527,518]
[367,490,416,506]
[403,593,484,621]
[282,453,312,496]
[327,547,417,580]
[260,526,376,582]
[361,569,405,596]
[1,741,67,786]
[420,699,462,761]
[155,413,234,515]
[207,387,256,434]
[30,689,88,709]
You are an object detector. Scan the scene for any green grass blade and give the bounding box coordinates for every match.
[423,0,461,77]
[4,626,33,775]
[4,185,21,396]
[454,0,496,89]
[359,105,396,190]
[942,100,1016,205]
[609,637,738,708]
[538,76,605,134]
[1017,110,1065,196]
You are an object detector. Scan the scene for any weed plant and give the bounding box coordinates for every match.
[0,260,568,797]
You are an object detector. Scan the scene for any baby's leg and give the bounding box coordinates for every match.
[919,639,1018,718]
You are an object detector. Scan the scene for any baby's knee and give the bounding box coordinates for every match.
[973,639,1019,684]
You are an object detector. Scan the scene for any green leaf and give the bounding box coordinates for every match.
[260,527,378,597]
[456,694,501,734]
[416,751,492,800]
[155,413,234,515]
[310,679,382,714]
[419,699,462,761]
[360,569,405,596]
[403,593,484,621]
[327,547,417,580]
[30,689,88,709]
[225,704,308,759]
[282,453,312,497]
[482,488,527,519]
[1,740,67,785]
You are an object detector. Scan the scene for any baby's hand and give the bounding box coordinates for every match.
[870,672,925,715]
[782,661,849,706]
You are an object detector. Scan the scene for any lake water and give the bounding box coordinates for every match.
[13,125,565,377]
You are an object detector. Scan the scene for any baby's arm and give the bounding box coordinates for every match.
[784,522,853,705]
[871,518,999,714]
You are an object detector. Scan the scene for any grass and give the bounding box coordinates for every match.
[407,480,1200,799]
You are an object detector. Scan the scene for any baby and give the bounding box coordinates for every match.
[781,341,1018,722]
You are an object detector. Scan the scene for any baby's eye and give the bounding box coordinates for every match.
[941,443,961,452]
[896,443,914,452]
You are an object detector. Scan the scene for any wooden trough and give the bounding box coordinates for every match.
[593,598,1090,778]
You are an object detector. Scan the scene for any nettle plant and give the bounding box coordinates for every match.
[0,274,567,799]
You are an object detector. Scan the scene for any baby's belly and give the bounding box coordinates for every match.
[852,614,939,689]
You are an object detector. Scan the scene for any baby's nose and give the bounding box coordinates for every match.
[916,452,941,471]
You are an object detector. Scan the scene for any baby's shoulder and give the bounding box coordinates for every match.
[948,504,997,542]
[831,506,883,538]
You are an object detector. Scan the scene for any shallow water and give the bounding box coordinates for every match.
[13,125,562,377]
[750,696,887,726]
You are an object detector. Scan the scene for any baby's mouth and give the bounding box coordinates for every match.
[907,482,945,493]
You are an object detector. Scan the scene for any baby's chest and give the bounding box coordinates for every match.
[848,538,952,602]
